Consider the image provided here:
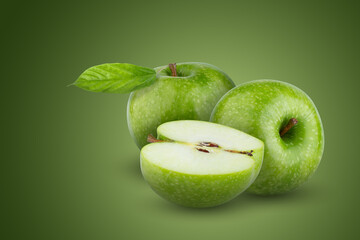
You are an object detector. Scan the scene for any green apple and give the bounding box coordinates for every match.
[211,80,324,195]
[127,62,235,148]
[140,120,264,208]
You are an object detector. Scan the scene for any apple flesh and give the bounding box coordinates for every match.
[140,120,264,208]
[127,62,235,148]
[211,80,324,195]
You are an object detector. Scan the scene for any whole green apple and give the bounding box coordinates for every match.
[211,80,324,195]
[141,120,264,208]
[127,62,235,148]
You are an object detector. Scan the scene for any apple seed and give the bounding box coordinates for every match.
[195,147,210,153]
[198,142,219,148]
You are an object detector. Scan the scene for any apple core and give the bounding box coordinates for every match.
[148,134,254,156]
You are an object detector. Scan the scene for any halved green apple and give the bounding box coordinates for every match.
[140,120,264,208]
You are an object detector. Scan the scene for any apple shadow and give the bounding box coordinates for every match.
[154,183,323,214]
[129,156,142,177]
[225,183,324,211]
[115,154,143,181]
[118,155,324,214]
[237,186,316,203]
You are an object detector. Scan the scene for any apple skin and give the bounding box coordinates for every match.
[127,62,235,148]
[141,157,255,208]
[211,80,324,195]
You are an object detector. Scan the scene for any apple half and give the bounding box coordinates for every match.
[140,120,264,208]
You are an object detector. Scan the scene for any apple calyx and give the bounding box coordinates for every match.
[147,134,253,156]
[169,63,177,77]
[280,118,298,137]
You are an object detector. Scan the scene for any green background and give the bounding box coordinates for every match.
[4,0,360,239]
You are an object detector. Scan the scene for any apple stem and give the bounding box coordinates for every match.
[280,118,298,137]
[147,134,165,143]
[169,63,177,77]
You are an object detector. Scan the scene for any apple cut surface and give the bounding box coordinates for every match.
[140,120,264,208]
[142,143,254,175]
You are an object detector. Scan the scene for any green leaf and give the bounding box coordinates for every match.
[73,63,157,93]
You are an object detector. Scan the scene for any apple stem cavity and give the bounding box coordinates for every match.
[169,63,177,77]
[280,118,298,137]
